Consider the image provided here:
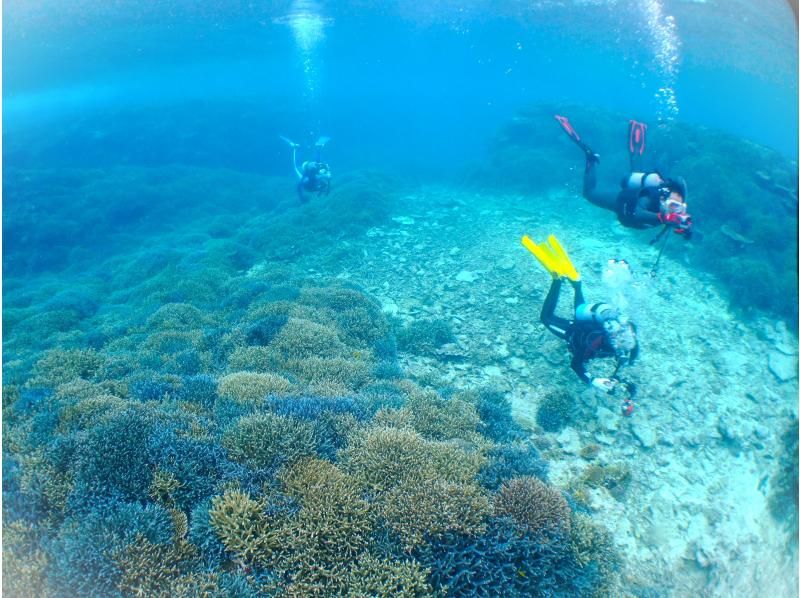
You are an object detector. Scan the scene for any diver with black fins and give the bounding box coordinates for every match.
[522,234,638,416]
[280,135,332,203]
[554,115,694,240]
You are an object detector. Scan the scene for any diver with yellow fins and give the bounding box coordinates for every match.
[522,234,638,415]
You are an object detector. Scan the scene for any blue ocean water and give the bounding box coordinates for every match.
[3,1,798,596]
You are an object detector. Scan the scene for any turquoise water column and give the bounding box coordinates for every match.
[642,0,682,123]
[274,0,333,133]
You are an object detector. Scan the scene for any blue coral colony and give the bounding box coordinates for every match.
[3,2,798,597]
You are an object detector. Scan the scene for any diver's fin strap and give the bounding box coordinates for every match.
[521,235,581,282]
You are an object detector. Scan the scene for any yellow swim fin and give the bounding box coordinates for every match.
[546,235,580,282]
[520,235,581,282]
[521,235,561,278]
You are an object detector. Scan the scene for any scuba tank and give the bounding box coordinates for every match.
[622,172,664,193]
[575,302,619,324]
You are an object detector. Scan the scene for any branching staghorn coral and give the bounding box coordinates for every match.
[268,318,347,361]
[535,389,576,433]
[168,571,268,597]
[150,468,184,507]
[494,476,571,538]
[27,348,105,388]
[56,394,131,433]
[175,374,218,409]
[245,314,289,346]
[113,534,199,597]
[578,462,632,501]
[221,412,317,469]
[477,441,549,491]
[569,512,620,594]
[339,425,484,494]
[344,553,432,597]
[462,387,526,442]
[400,390,481,442]
[395,318,455,355]
[145,302,215,331]
[276,458,376,592]
[208,488,283,566]
[282,356,372,393]
[376,479,491,550]
[2,521,51,597]
[226,346,280,372]
[415,515,600,596]
[218,371,294,404]
[18,450,74,523]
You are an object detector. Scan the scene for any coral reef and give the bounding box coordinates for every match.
[221,412,317,469]
[376,479,491,550]
[339,425,484,493]
[578,463,632,501]
[275,458,376,593]
[477,442,549,490]
[536,390,576,433]
[218,371,294,404]
[2,521,51,597]
[396,318,456,355]
[208,489,281,566]
[3,259,604,596]
[415,516,603,596]
[569,512,620,594]
[468,388,526,442]
[494,476,572,538]
[399,389,481,441]
[769,417,799,540]
[345,554,432,596]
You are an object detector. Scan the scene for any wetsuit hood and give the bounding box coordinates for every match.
[665,176,687,200]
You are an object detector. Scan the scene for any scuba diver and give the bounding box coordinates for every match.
[281,135,332,203]
[522,234,638,415]
[554,115,694,240]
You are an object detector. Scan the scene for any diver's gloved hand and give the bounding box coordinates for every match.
[659,211,691,228]
[590,377,616,392]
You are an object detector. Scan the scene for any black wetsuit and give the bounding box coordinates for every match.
[583,159,662,229]
[540,278,624,383]
[298,162,331,202]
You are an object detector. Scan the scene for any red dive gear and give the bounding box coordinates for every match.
[621,398,635,417]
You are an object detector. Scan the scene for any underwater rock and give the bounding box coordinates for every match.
[595,433,615,446]
[693,538,715,569]
[630,420,657,449]
[379,297,399,316]
[497,259,515,271]
[493,343,510,359]
[719,224,754,245]
[712,350,749,376]
[455,270,478,283]
[595,406,619,433]
[753,170,798,211]
[716,416,744,453]
[482,365,504,378]
[767,351,797,382]
[556,427,581,455]
[435,343,469,361]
